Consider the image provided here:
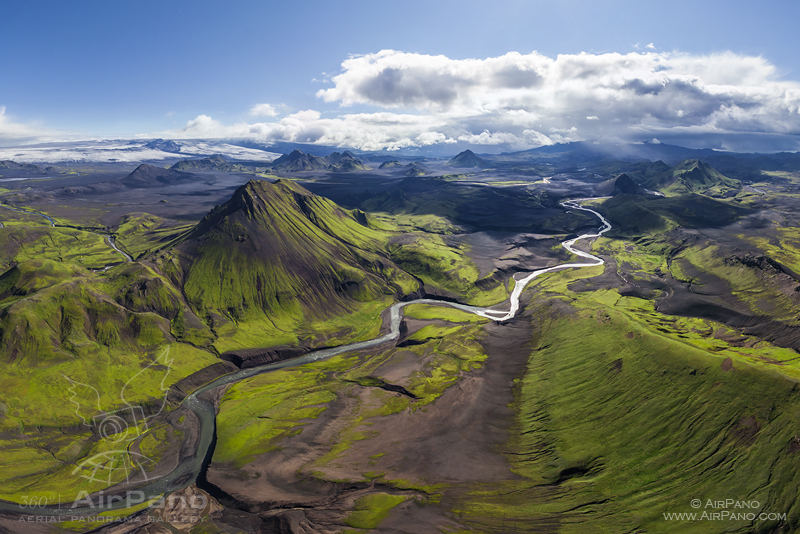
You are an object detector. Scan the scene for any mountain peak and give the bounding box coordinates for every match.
[165,179,409,324]
[445,150,490,168]
[612,173,644,195]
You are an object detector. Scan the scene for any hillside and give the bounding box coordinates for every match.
[639,159,741,196]
[120,163,195,187]
[445,149,490,168]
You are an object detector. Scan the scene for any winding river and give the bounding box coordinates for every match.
[0,197,611,517]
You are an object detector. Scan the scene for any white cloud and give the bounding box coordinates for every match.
[0,106,72,147]
[314,50,800,147]
[250,103,279,117]
[158,49,800,152]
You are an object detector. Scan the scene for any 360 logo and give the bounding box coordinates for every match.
[62,347,173,485]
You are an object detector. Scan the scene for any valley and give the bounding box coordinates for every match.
[1,143,800,534]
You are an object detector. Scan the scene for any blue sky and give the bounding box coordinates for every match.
[2,0,800,152]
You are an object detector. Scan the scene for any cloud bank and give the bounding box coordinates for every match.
[174,49,800,152]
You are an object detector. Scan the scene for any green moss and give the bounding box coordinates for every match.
[446,285,800,532]
[344,493,409,529]
[0,226,121,271]
[214,366,338,467]
[403,303,490,323]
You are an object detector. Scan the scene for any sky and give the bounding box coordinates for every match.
[2,0,800,153]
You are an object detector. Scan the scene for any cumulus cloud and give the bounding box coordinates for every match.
[315,50,800,146]
[250,103,279,117]
[161,49,800,152]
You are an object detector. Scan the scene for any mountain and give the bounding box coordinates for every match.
[612,174,645,195]
[159,180,413,322]
[143,138,182,153]
[170,155,247,172]
[405,162,426,176]
[445,149,490,168]
[270,150,330,171]
[120,163,195,188]
[639,159,741,196]
[271,150,368,172]
[327,151,369,172]
[0,160,48,178]
[379,160,402,169]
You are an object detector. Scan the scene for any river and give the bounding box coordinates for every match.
[0,197,611,517]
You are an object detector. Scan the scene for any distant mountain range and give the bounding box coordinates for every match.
[1,137,798,185]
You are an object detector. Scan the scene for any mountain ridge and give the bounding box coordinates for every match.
[639,159,741,196]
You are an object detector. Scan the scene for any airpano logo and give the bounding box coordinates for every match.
[16,491,210,525]
[662,498,787,523]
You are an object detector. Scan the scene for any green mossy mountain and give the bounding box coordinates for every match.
[639,159,740,196]
[159,179,414,323]
[0,259,210,365]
